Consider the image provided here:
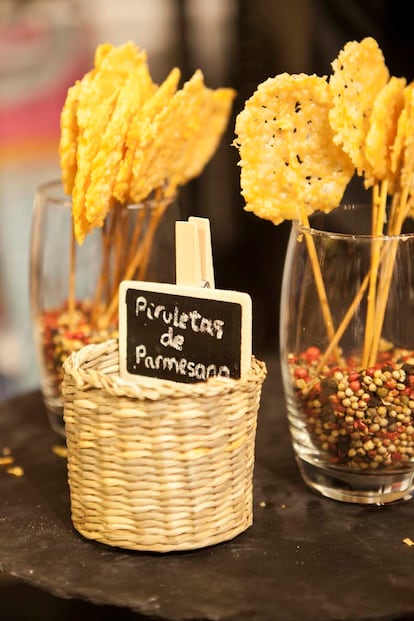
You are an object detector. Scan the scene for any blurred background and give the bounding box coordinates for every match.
[0,0,412,400]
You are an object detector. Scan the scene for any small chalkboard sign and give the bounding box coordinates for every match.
[118,281,252,384]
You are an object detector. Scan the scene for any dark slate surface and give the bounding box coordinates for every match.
[1,358,414,621]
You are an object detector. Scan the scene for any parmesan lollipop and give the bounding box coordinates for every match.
[234,72,354,225]
[234,73,354,355]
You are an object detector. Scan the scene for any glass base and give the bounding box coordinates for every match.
[297,457,414,505]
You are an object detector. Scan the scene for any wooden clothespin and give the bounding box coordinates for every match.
[175,217,215,289]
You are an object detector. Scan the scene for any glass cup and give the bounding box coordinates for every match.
[30,179,177,437]
[280,204,414,504]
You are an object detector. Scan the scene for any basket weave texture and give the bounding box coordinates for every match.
[62,339,267,552]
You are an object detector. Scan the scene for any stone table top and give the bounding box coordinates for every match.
[1,358,414,620]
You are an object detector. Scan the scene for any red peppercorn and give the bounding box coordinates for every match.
[305,346,320,361]
[294,366,308,379]
[354,420,367,431]
[350,380,361,393]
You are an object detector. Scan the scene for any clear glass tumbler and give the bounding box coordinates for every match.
[30,179,177,436]
[280,204,414,504]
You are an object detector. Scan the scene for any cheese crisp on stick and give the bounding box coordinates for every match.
[128,70,235,204]
[391,83,414,183]
[365,76,406,190]
[329,37,389,185]
[234,36,414,373]
[84,51,155,232]
[173,87,236,187]
[234,73,354,224]
[59,41,235,244]
[59,80,81,195]
[127,70,207,204]
[114,67,181,205]
[72,42,147,242]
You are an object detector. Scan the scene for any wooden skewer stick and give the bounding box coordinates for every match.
[313,238,392,379]
[371,182,380,233]
[300,210,344,365]
[68,223,76,331]
[125,204,146,270]
[362,179,388,368]
[90,223,108,325]
[90,211,116,328]
[368,185,410,367]
[314,268,372,377]
[112,206,130,300]
[100,196,172,328]
[136,201,169,280]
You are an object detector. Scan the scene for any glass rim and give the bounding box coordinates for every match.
[294,203,414,241]
[36,179,72,208]
[35,179,176,210]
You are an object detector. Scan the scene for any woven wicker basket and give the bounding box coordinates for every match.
[62,339,267,552]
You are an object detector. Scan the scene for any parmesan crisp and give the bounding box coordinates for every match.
[59,42,235,243]
[365,76,406,189]
[329,37,389,184]
[234,73,354,224]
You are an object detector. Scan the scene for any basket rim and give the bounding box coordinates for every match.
[63,339,267,401]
